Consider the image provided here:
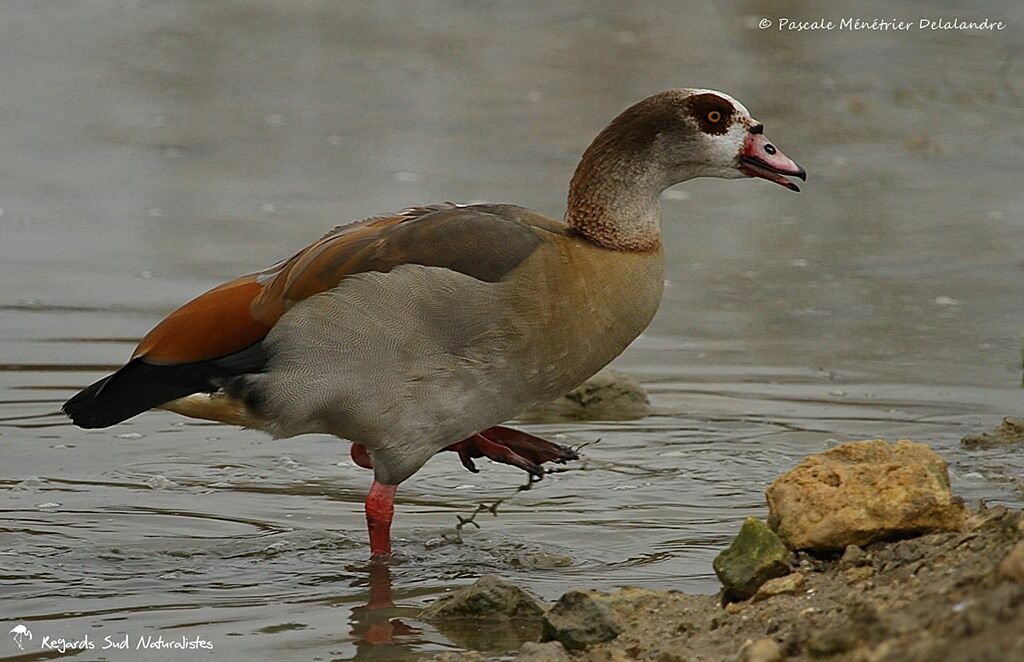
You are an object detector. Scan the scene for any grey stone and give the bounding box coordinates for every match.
[421,575,545,622]
[541,590,621,650]
[839,544,869,569]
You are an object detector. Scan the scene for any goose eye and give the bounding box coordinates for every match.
[707,110,722,123]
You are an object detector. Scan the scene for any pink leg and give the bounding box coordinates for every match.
[365,480,398,558]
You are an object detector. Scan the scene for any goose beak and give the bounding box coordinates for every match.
[738,131,806,192]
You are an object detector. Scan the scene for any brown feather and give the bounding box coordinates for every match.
[132,204,550,365]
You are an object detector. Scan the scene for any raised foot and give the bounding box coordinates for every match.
[445,425,579,478]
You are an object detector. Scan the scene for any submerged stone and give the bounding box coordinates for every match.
[420,575,545,621]
[713,517,791,603]
[961,417,1024,449]
[520,369,650,422]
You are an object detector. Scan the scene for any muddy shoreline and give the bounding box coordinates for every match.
[428,435,1024,662]
[433,504,1024,662]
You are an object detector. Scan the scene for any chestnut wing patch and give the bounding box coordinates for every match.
[133,275,273,365]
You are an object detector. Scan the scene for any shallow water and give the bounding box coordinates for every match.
[1,1,1022,659]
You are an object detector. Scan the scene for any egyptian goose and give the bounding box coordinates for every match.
[63,89,804,557]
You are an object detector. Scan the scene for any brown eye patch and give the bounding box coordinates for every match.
[685,93,735,135]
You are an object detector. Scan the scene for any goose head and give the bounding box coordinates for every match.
[568,88,807,250]
[643,88,806,191]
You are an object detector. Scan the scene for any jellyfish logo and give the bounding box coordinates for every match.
[9,625,32,650]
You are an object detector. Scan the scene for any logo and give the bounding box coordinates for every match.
[9,625,32,650]
[6,624,213,653]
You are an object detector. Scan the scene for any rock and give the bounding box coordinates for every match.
[518,641,571,661]
[961,417,1024,449]
[421,575,545,622]
[838,544,869,569]
[752,572,805,602]
[724,601,746,614]
[583,647,633,662]
[736,637,783,662]
[511,551,573,569]
[713,517,792,603]
[520,369,650,422]
[766,439,967,551]
[843,565,875,583]
[1000,541,1024,583]
[541,590,621,650]
[805,625,861,657]
[969,504,1011,530]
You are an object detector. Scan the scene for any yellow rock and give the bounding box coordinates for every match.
[766,440,966,551]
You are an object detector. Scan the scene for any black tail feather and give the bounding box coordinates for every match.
[62,359,217,429]
[62,344,267,429]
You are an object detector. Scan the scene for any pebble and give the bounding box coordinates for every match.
[736,637,783,662]
[838,544,869,569]
[844,566,875,583]
[805,626,861,657]
[999,541,1024,583]
[519,641,570,661]
[752,572,805,602]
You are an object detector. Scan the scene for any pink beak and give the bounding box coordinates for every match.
[738,131,806,192]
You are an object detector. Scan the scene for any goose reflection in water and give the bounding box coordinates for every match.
[349,561,421,657]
